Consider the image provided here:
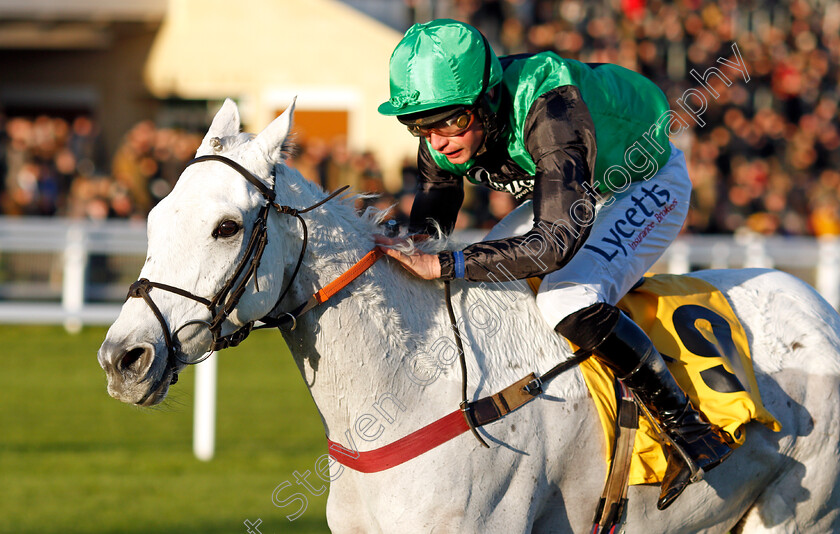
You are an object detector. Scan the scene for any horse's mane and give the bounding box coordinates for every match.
[268,156,574,391]
[272,160,456,255]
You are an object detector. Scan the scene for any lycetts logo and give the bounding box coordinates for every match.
[582,184,672,261]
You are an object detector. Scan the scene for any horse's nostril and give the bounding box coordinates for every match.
[120,347,146,374]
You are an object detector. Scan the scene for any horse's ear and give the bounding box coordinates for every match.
[197,98,241,155]
[254,97,295,163]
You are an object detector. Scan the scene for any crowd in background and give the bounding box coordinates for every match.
[1,0,838,236]
[449,0,840,236]
[0,115,203,221]
[0,109,517,233]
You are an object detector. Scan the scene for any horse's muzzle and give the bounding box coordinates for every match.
[98,340,171,405]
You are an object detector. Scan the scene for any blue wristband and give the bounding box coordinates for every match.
[453,250,465,279]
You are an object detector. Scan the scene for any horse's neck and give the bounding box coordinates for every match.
[278,218,446,441]
[275,186,584,440]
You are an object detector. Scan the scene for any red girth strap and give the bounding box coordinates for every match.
[321,250,591,473]
[328,409,469,473]
[327,373,545,473]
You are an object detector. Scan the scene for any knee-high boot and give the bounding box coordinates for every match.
[557,304,733,511]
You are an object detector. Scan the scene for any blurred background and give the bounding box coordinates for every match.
[0,0,838,532]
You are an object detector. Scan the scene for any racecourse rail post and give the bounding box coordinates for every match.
[62,224,87,334]
[817,237,840,311]
[193,353,218,461]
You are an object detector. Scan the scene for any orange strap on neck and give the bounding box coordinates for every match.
[314,248,384,305]
[273,247,385,330]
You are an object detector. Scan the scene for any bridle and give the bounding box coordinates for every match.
[127,154,347,399]
[125,154,600,502]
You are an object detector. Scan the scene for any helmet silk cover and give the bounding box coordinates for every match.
[378,19,502,117]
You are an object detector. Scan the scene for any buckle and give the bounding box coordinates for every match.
[523,376,543,396]
[459,400,475,427]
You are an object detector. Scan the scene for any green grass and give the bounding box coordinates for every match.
[0,325,330,533]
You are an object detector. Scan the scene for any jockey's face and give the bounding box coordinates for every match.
[426,117,485,165]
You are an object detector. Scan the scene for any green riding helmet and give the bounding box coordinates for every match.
[378,19,503,118]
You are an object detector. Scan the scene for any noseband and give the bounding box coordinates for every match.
[127,154,347,398]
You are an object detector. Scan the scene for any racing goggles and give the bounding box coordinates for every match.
[403,108,476,138]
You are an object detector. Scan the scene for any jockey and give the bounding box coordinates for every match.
[376,19,733,510]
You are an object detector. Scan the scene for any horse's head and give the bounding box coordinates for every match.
[98,99,301,405]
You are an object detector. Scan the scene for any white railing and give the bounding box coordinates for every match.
[3,216,839,460]
[663,234,840,310]
[0,216,219,458]
[0,216,147,331]
[5,218,836,326]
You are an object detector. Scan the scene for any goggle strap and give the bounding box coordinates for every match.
[476,32,492,106]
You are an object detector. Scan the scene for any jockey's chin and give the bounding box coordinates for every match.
[442,147,471,164]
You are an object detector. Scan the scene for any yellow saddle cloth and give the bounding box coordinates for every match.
[529,273,781,485]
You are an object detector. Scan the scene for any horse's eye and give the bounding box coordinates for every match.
[213,220,240,238]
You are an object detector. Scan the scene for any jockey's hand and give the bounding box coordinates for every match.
[374,234,440,280]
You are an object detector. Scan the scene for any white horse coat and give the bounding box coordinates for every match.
[99,100,840,533]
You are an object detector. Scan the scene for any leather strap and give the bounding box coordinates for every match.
[127,278,212,307]
[315,249,384,304]
[327,410,469,473]
[445,280,489,448]
[190,154,275,201]
[467,373,542,426]
[592,381,638,533]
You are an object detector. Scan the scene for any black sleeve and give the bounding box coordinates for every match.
[438,85,598,282]
[408,140,464,235]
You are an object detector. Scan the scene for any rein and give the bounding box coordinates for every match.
[128,153,590,476]
[445,279,592,448]
[127,154,348,401]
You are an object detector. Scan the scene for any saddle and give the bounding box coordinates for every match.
[530,273,781,485]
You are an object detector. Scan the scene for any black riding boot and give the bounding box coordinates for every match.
[556,304,734,511]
